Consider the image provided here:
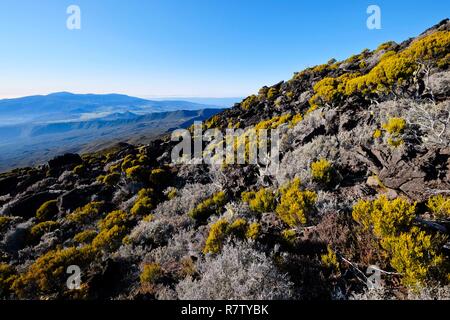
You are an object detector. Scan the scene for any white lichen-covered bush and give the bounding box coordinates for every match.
[128,218,174,247]
[175,242,294,300]
[276,135,339,187]
[154,183,219,217]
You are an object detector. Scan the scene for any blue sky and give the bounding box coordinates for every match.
[0,0,448,99]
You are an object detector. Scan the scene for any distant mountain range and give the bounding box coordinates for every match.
[0,92,225,171]
[0,92,223,125]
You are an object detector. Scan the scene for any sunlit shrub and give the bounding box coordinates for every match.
[72,164,85,176]
[149,168,167,185]
[92,225,128,251]
[310,159,334,186]
[12,246,95,298]
[73,229,97,244]
[427,195,450,219]
[203,219,229,254]
[245,222,261,240]
[267,87,279,100]
[131,188,154,216]
[276,178,317,226]
[242,188,276,213]
[36,200,58,221]
[100,172,121,186]
[30,221,59,240]
[98,210,130,231]
[381,227,448,287]
[125,165,150,181]
[321,246,340,272]
[352,195,416,238]
[68,201,105,223]
[189,191,227,222]
[140,263,163,284]
[241,95,259,110]
[0,216,12,232]
[281,229,297,246]
[226,218,248,238]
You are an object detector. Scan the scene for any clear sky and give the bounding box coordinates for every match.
[0,0,448,99]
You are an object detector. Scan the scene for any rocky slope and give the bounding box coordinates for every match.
[0,20,449,300]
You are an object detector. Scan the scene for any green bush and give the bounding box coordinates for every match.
[73,229,97,244]
[101,172,121,186]
[131,188,154,216]
[68,201,105,223]
[381,227,448,287]
[36,200,58,221]
[189,191,227,222]
[276,178,317,226]
[0,216,12,232]
[0,263,17,297]
[30,221,59,240]
[245,222,261,240]
[427,195,450,219]
[241,95,259,110]
[73,164,85,176]
[311,159,334,186]
[352,195,416,238]
[203,219,229,254]
[12,246,95,298]
[140,263,163,284]
[242,188,276,213]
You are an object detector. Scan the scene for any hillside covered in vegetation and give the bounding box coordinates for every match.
[1,20,450,300]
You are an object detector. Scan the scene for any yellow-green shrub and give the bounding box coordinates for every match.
[241,95,258,110]
[427,195,450,219]
[73,229,97,244]
[373,129,382,139]
[276,178,317,226]
[0,216,11,232]
[98,210,130,231]
[381,227,448,287]
[383,117,406,147]
[0,263,17,296]
[321,246,340,272]
[281,229,297,245]
[242,188,276,213]
[383,117,406,135]
[149,168,167,185]
[140,263,163,284]
[30,221,59,240]
[36,200,58,221]
[92,225,128,251]
[11,246,95,298]
[311,159,334,185]
[101,172,121,186]
[131,188,154,216]
[125,165,150,181]
[189,191,227,221]
[352,195,416,238]
[289,113,303,127]
[267,87,279,100]
[203,219,229,254]
[68,201,104,223]
[226,218,248,238]
[73,164,85,175]
[245,222,261,240]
